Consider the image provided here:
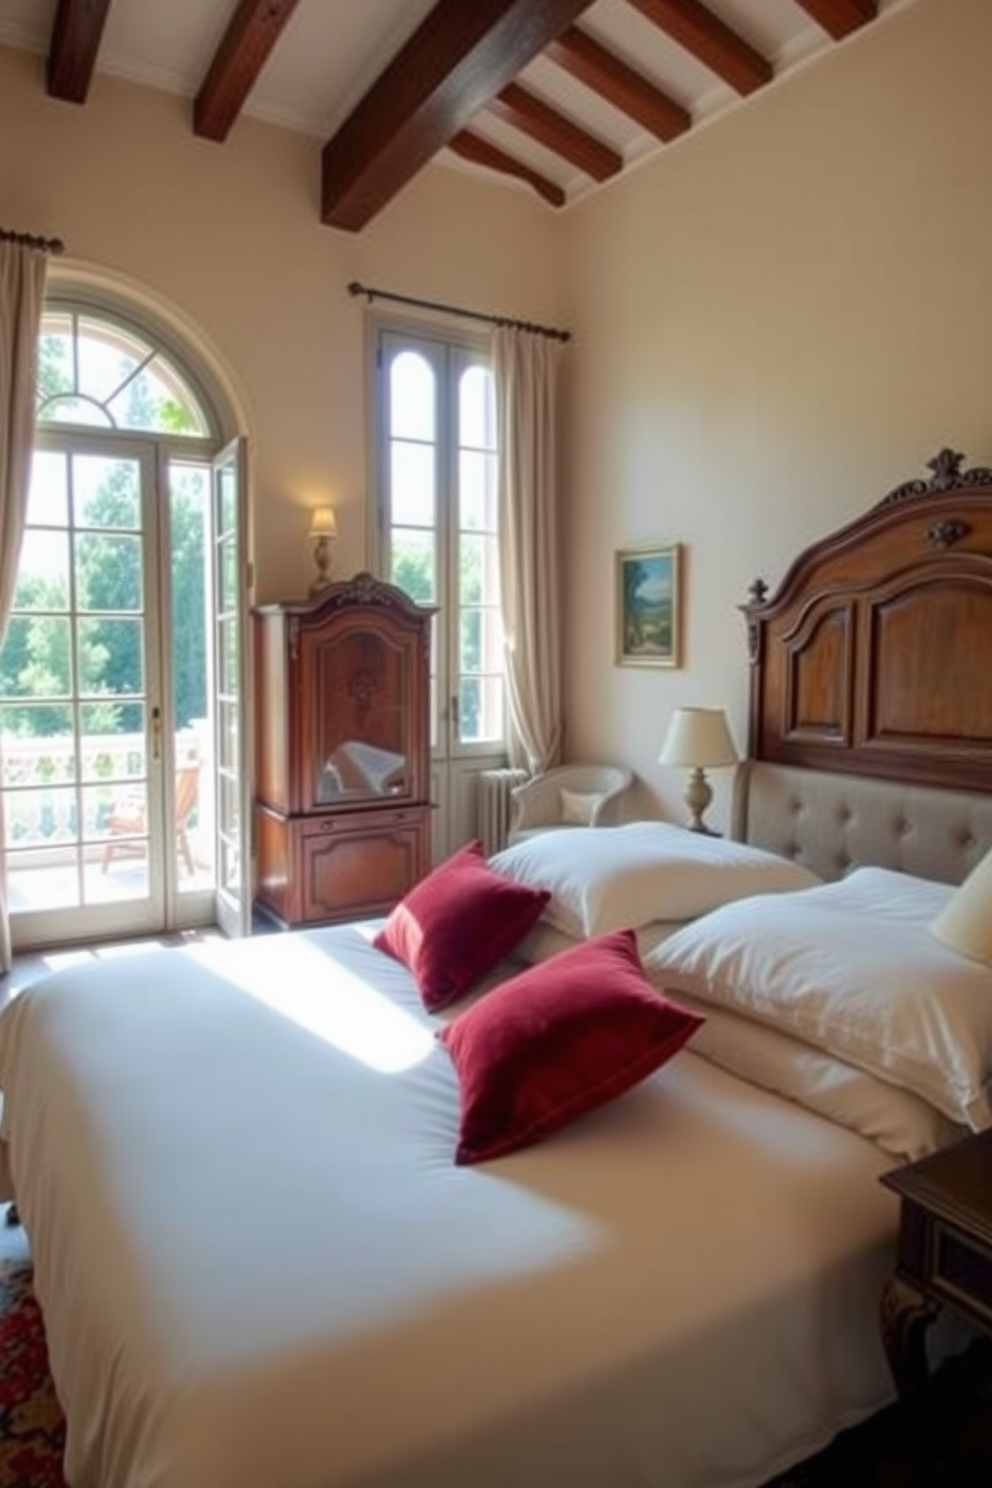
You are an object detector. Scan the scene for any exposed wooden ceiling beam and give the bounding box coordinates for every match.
[448,131,566,208]
[791,0,878,40]
[195,0,303,142]
[321,0,596,232]
[546,24,690,142]
[488,82,622,182]
[47,0,113,104]
[624,0,772,96]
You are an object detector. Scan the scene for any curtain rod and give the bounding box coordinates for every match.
[0,227,65,254]
[347,280,570,343]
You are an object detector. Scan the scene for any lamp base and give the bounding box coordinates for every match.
[309,536,334,598]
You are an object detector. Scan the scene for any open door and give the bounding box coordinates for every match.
[211,437,251,938]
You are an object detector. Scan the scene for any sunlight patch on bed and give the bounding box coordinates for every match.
[184,938,435,1073]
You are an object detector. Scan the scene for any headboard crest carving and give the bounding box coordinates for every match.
[876,447,992,507]
[740,448,992,794]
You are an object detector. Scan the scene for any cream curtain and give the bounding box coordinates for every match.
[0,239,50,970]
[494,325,564,776]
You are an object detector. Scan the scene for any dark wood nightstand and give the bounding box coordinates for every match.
[880,1129,992,1478]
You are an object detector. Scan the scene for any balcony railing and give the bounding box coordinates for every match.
[1,725,206,860]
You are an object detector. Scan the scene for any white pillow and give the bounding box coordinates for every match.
[559,788,602,826]
[676,991,965,1161]
[645,867,992,1131]
[930,845,992,967]
[489,822,821,939]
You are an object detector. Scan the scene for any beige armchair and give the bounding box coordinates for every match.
[508,764,634,845]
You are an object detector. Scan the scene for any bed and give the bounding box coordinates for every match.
[3,447,992,1488]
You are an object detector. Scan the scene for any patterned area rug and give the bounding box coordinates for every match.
[2,1198,992,1488]
[0,1211,65,1488]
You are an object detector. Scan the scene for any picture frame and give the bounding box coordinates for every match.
[615,542,682,668]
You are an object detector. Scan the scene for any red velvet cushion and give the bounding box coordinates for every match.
[373,840,551,1012]
[438,928,704,1164]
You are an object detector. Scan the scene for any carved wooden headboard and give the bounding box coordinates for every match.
[742,448,992,793]
[735,450,992,884]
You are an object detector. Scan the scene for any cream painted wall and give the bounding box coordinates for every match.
[560,0,992,829]
[3,0,990,834]
[0,44,565,602]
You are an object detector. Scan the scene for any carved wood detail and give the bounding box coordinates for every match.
[927,519,971,550]
[253,574,435,926]
[742,450,992,791]
[876,447,992,507]
[784,606,851,744]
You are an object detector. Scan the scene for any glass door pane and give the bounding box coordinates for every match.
[1,443,166,945]
[456,360,501,746]
[211,437,250,938]
[169,460,214,900]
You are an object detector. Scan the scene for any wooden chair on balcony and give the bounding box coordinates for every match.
[102,761,201,876]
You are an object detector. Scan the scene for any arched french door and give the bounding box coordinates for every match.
[0,299,250,948]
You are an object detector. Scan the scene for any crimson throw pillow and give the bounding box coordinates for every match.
[438,928,704,1164]
[373,840,551,1012]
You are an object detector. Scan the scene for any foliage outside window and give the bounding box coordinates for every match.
[36,309,209,435]
[377,327,504,753]
[0,311,213,747]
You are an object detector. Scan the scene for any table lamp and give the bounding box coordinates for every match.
[658,707,739,834]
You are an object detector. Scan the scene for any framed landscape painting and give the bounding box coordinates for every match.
[615,543,682,668]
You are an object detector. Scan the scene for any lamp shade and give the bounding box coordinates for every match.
[930,847,992,968]
[309,506,337,540]
[658,708,739,768]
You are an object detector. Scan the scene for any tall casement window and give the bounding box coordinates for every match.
[374,325,505,762]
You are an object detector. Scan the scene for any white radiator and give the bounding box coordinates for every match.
[477,768,528,854]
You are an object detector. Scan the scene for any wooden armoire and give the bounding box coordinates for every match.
[252,572,434,927]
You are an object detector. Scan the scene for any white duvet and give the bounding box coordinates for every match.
[0,925,905,1488]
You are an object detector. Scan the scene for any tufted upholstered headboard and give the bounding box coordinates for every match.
[734,761,992,886]
[732,448,992,885]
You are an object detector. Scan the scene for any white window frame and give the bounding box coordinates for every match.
[368,315,506,764]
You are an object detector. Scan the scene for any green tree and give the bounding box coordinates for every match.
[0,570,119,735]
[170,488,206,727]
[36,332,71,404]
[7,326,208,744]
[392,545,433,604]
[391,537,490,738]
[74,461,143,700]
[1,461,207,738]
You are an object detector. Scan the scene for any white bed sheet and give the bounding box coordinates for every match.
[0,925,903,1488]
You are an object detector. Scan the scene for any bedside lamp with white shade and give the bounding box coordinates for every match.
[658,707,740,835]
